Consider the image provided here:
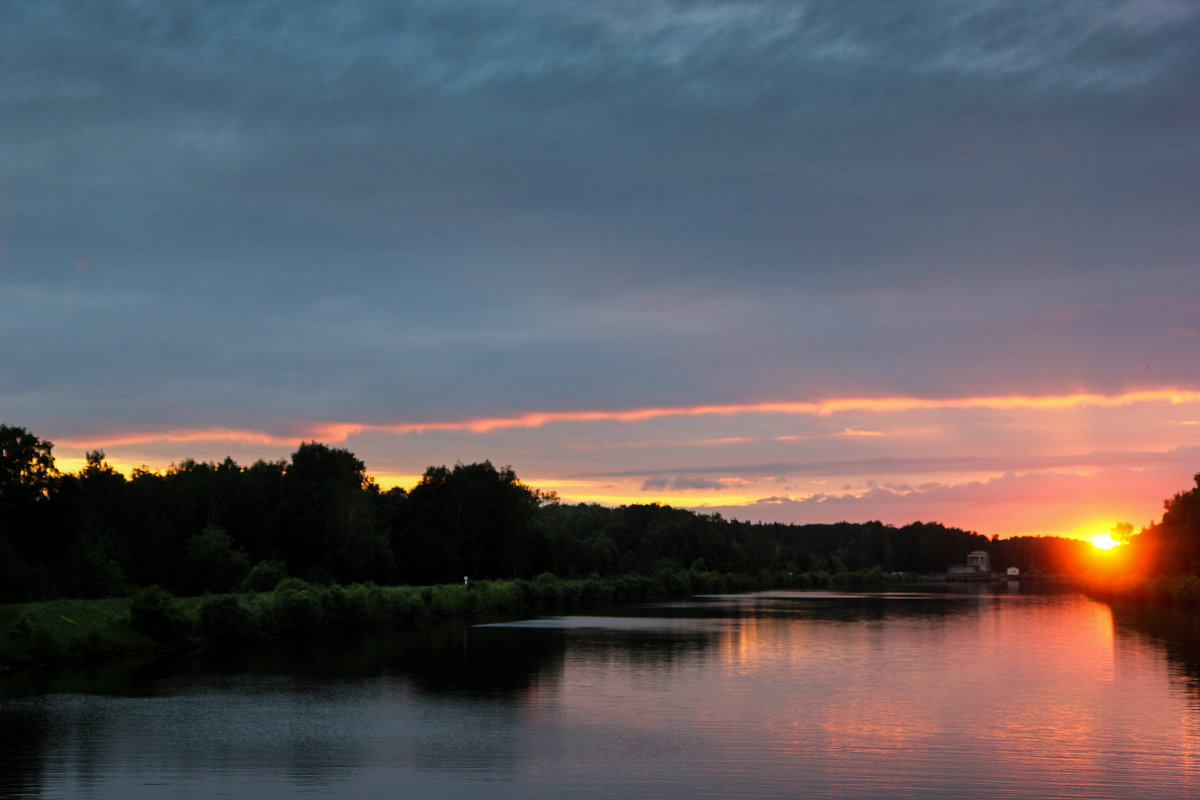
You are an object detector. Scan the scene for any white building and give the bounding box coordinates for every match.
[966,551,990,573]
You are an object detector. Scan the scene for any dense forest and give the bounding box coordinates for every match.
[2,423,1185,604]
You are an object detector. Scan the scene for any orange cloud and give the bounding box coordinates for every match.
[380,387,1200,434]
[56,426,299,449]
[51,386,1200,452]
[295,387,1200,441]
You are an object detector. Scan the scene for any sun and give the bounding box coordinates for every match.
[1090,532,1122,550]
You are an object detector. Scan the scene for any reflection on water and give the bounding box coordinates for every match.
[3,588,1200,799]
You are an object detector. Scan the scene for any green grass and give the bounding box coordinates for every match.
[1,567,901,669]
[0,597,158,667]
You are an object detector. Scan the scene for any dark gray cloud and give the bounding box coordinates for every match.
[641,475,730,491]
[2,0,1199,435]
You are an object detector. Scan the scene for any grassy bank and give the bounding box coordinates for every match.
[0,597,161,666]
[1079,573,1200,609]
[0,567,902,669]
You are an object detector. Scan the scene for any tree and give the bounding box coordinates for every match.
[0,425,61,571]
[1140,473,1200,575]
[279,442,393,583]
[395,461,550,583]
[0,424,58,508]
[181,525,251,595]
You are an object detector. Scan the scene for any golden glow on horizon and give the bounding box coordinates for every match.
[54,456,149,477]
[545,486,765,509]
[43,458,1155,541]
[366,473,427,492]
[42,386,1199,541]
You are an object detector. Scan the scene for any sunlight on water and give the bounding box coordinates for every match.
[3,589,1200,799]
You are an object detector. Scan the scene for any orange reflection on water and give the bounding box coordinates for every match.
[753,596,1159,788]
[530,593,1200,795]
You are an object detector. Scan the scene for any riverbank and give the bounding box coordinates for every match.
[1079,573,1200,609]
[0,567,906,669]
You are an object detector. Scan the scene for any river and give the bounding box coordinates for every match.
[3,586,1199,799]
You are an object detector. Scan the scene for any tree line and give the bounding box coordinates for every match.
[0,423,1158,603]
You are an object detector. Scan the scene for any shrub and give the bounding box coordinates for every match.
[831,571,855,589]
[657,567,685,596]
[613,574,641,602]
[198,594,257,642]
[4,610,65,662]
[184,526,251,594]
[129,585,191,645]
[1173,575,1200,608]
[268,587,325,637]
[476,580,523,612]
[514,579,536,607]
[242,560,289,593]
[1146,576,1173,606]
[274,576,313,594]
[580,575,613,606]
[345,583,387,625]
[559,579,581,608]
[321,583,353,629]
[429,585,475,617]
[389,588,427,622]
[533,572,563,608]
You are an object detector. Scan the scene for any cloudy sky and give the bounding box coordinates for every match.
[3,0,1198,539]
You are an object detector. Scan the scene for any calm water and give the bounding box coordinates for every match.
[4,587,1200,799]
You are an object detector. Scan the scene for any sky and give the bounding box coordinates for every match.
[2,0,1199,540]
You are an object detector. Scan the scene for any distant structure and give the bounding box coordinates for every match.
[947,550,992,580]
[1006,567,1020,579]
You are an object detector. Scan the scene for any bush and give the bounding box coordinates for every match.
[242,560,289,593]
[657,567,685,596]
[184,526,251,594]
[559,579,582,607]
[388,588,428,622]
[274,576,313,593]
[533,572,563,608]
[129,585,190,645]
[4,610,66,662]
[321,583,354,629]
[198,594,257,642]
[476,580,524,612]
[345,583,387,625]
[580,575,613,606]
[268,587,325,637]
[1146,576,1173,606]
[1173,575,1200,607]
[429,585,477,617]
[513,579,535,607]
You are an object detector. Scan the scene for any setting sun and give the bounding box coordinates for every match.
[1090,533,1122,550]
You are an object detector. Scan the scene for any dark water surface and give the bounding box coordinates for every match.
[3,587,1200,799]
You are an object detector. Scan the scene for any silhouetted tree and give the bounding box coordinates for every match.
[395,461,549,583]
[1137,473,1200,575]
[0,425,62,599]
[279,442,393,583]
